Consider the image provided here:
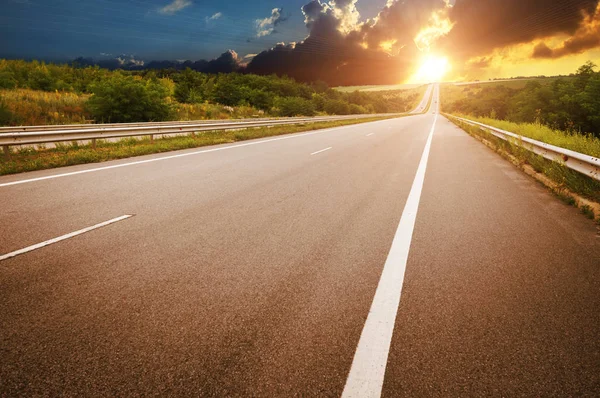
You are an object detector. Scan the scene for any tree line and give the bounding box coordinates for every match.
[444,62,600,137]
[0,59,418,124]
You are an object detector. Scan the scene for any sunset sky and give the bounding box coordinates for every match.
[2,0,599,84]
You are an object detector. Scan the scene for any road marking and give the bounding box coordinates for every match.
[366,133,375,137]
[342,110,438,396]
[310,147,332,155]
[0,215,133,262]
[0,118,402,188]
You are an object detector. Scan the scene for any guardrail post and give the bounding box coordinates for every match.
[2,145,10,159]
[91,139,97,150]
[149,134,154,143]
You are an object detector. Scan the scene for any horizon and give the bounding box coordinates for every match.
[2,0,600,84]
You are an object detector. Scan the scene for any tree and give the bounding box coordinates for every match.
[86,74,173,123]
[276,97,315,116]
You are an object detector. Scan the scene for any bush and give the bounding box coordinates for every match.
[248,90,273,111]
[0,71,17,89]
[349,104,368,114]
[211,78,244,106]
[276,97,315,116]
[0,99,15,125]
[86,75,173,123]
[324,99,351,115]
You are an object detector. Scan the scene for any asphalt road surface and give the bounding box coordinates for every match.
[1,85,598,397]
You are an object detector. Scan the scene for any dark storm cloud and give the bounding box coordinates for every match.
[247,0,425,85]
[438,0,599,59]
[532,2,600,59]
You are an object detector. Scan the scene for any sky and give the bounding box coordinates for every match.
[2,0,600,84]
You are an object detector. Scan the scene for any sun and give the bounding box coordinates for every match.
[412,55,450,83]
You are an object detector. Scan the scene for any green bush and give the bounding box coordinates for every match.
[0,99,14,125]
[349,104,368,114]
[248,90,273,111]
[276,96,315,116]
[0,71,17,89]
[86,75,173,123]
[324,99,351,115]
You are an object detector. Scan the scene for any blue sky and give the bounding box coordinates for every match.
[1,0,387,61]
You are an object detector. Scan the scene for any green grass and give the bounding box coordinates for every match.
[449,115,600,158]
[0,116,397,175]
[580,204,595,219]
[448,117,600,204]
[447,76,569,90]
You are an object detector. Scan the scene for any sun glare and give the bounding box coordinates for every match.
[412,55,450,83]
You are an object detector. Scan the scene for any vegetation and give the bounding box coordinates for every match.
[0,116,395,175]
[448,117,600,206]
[442,62,600,138]
[0,59,423,126]
[85,75,173,123]
[447,116,600,158]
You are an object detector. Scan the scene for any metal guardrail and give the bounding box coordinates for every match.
[0,116,344,133]
[0,113,401,151]
[449,115,600,181]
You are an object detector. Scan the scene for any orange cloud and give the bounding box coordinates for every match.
[533,3,600,58]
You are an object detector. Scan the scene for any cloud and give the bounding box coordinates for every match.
[438,0,599,59]
[255,8,289,37]
[206,12,222,22]
[144,0,600,84]
[159,0,192,15]
[532,2,600,59]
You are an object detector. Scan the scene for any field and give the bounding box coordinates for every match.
[0,59,424,127]
[335,83,424,92]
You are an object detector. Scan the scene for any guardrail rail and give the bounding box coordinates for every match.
[0,113,402,156]
[448,115,600,181]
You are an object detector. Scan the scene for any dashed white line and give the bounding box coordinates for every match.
[342,86,439,397]
[366,133,375,137]
[0,118,403,188]
[0,215,133,262]
[310,147,332,155]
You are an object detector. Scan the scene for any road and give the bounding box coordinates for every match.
[1,85,598,397]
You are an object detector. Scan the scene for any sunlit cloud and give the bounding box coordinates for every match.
[533,3,600,59]
[159,0,192,15]
[414,8,454,52]
[206,12,222,22]
[255,8,288,38]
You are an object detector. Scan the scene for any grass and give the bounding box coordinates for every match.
[449,115,600,158]
[335,85,427,112]
[0,89,271,127]
[448,117,600,206]
[580,205,595,219]
[0,116,397,175]
[447,76,569,89]
[335,83,424,92]
[0,89,91,126]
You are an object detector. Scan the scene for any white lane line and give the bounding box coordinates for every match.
[0,215,133,262]
[0,118,403,188]
[310,147,332,156]
[342,111,438,397]
[366,133,375,137]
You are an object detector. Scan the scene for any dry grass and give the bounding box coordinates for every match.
[1,89,91,126]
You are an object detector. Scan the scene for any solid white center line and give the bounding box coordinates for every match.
[366,133,375,136]
[342,94,438,397]
[310,147,332,155]
[0,215,133,262]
